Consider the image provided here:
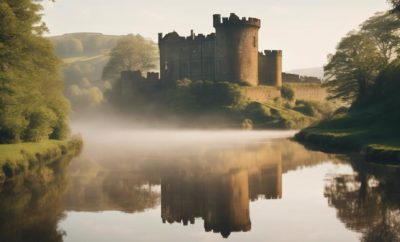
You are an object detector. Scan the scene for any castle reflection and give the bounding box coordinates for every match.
[64,139,328,238]
[160,164,283,238]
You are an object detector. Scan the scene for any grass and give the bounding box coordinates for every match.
[295,99,400,163]
[0,140,66,165]
[0,137,83,179]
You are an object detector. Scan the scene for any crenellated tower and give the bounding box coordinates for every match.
[213,13,261,86]
[259,50,282,87]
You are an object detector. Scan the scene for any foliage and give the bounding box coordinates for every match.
[281,84,295,101]
[323,33,386,103]
[0,0,69,143]
[102,34,159,81]
[389,0,400,13]
[360,12,400,62]
[241,119,253,130]
[323,11,400,104]
[50,33,161,112]
[52,33,120,58]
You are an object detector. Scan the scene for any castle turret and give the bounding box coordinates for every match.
[259,50,282,87]
[213,13,261,86]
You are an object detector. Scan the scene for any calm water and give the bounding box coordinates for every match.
[1,129,400,242]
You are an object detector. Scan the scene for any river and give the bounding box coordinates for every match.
[1,128,399,242]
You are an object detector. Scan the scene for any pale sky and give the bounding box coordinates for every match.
[42,0,390,70]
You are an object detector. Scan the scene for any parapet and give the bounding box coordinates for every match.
[159,30,215,44]
[213,13,261,28]
[263,50,283,57]
[147,72,160,81]
[121,70,143,80]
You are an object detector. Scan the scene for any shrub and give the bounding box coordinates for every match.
[281,84,295,101]
[242,119,253,130]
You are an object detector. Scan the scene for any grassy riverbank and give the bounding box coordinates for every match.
[295,101,400,163]
[0,137,83,180]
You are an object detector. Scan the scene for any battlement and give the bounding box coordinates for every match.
[263,50,283,56]
[121,70,143,80]
[159,31,215,44]
[213,13,261,28]
[147,72,160,81]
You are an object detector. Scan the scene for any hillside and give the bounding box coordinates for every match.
[287,67,324,79]
[49,33,158,112]
[49,33,121,82]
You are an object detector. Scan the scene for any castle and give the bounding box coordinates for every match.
[158,13,283,87]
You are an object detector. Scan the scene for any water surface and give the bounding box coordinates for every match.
[1,129,399,242]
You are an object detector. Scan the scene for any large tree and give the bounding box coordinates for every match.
[361,12,400,62]
[323,11,400,104]
[0,0,69,143]
[102,34,159,81]
[389,0,400,13]
[324,33,385,103]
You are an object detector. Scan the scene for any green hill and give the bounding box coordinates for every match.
[49,33,158,113]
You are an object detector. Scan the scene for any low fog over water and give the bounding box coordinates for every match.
[71,121,298,159]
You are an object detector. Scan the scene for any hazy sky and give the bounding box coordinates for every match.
[42,0,389,70]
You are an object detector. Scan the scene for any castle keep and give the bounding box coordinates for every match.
[158,13,283,87]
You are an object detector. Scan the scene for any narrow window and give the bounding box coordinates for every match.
[253,36,256,48]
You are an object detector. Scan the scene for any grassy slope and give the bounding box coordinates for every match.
[295,100,400,163]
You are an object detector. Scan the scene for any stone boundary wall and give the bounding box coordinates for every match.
[241,84,327,103]
[241,86,281,102]
[289,84,327,102]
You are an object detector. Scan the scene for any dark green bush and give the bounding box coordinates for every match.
[281,84,295,101]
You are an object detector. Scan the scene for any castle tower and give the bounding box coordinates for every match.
[213,13,261,86]
[261,50,282,87]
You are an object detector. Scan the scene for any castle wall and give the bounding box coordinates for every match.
[214,14,260,86]
[282,72,300,83]
[290,84,327,101]
[159,32,215,82]
[241,86,281,103]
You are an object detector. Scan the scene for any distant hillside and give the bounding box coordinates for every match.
[287,67,324,79]
[48,33,158,112]
[49,33,122,82]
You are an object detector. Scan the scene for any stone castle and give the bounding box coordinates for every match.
[158,13,283,87]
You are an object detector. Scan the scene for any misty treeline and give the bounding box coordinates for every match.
[50,33,159,112]
[324,10,400,107]
[0,0,69,143]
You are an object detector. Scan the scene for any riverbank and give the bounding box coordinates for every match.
[294,104,400,164]
[0,136,83,181]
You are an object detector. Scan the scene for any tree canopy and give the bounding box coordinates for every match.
[323,11,400,104]
[102,34,159,81]
[389,0,400,13]
[0,0,69,143]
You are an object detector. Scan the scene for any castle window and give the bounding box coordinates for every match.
[253,36,256,48]
[164,61,168,71]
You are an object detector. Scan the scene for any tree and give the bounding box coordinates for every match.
[281,84,295,101]
[0,0,69,143]
[102,34,159,81]
[389,0,400,13]
[361,12,400,62]
[324,11,400,104]
[324,33,385,103]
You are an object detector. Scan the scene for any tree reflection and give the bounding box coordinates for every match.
[324,157,400,242]
[0,157,73,242]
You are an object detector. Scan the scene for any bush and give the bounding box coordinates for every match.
[244,102,272,120]
[281,84,295,101]
[294,100,317,117]
[242,119,253,130]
